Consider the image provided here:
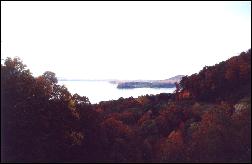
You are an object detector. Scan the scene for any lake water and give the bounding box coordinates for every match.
[58,80,176,104]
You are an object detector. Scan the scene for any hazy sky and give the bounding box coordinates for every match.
[1,1,251,80]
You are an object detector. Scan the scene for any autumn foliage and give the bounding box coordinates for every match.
[1,49,251,162]
[178,49,251,102]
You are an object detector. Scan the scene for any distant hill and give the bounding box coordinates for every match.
[165,75,185,81]
[156,75,185,83]
[116,75,185,89]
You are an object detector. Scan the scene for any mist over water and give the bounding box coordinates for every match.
[58,80,176,104]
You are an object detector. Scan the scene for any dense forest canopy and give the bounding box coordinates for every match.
[178,49,251,102]
[1,49,251,162]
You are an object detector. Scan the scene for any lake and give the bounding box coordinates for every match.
[58,80,176,104]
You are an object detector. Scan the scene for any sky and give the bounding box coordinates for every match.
[1,1,251,80]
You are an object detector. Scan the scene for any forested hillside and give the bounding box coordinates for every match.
[1,49,251,162]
